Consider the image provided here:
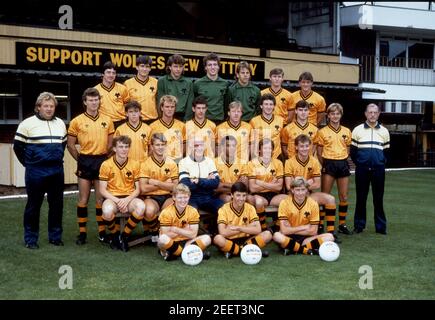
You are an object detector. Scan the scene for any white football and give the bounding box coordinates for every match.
[181,244,203,266]
[319,241,340,262]
[240,244,262,265]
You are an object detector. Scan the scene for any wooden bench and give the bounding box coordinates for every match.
[115,212,153,247]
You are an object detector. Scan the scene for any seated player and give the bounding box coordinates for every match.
[178,137,224,234]
[273,177,334,255]
[158,183,212,261]
[282,134,339,241]
[140,133,179,239]
[99,135,145,252]
[247,138,284,231]
[214,135,250,203]
[213,182,272,259]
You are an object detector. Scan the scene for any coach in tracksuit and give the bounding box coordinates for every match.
[13,92,67,249]
[350,103,390,235]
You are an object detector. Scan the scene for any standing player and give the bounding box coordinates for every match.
[216,100,252,163]
[114,100,151,162]
[99,135,145,252]
[158,183,212,261]
[94,61,130,128]
[282,134,339,240]
[247,138,284,231]
[67,87,114,245]
[150,95,185,163]
[157,54,194,121]
[249,93,284,160]
[140,133,179,237]
[124,55,158,123]
[316,103,353,235]
[193,52,229,123]
[290,71,326,127]
[227,61,261,122]
[281,100,318,160]
[185,96,217,158]
[214,135,249,203]
[261,67,294,125]
[273,177,334,255]
[213,182,272,258]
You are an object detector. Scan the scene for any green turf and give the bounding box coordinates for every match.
[1,169,434,300]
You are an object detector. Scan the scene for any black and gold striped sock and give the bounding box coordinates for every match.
[221,239,241,256]
[325,203,337,233]
[339,201,348,226]
[281,236,309,254]
[191,239,206,251]
[148,216,160,233]
[163,239,183,257]
[319,205,325,230]
[304,237,324,250]
[105,217,117,234]
[257,207,267,231]
[123,211,142,236]
[245,234,266,249]
[95,205,105,237]
[77,205,88,236]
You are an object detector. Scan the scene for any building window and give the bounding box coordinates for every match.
[38,80,71,123]
[379,36,434,69]
[380,101,423,114]
[0,78,22,124]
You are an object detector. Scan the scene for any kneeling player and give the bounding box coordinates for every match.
[158,184,211,261]
[99,135,145,252]
[213,182,273,258]
[273,177,333,255]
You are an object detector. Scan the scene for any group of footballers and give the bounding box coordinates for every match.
[66,52,355,261]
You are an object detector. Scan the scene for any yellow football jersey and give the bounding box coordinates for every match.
[278,196,320,227]
[247,158,284,193]
[290,90,326,126]
[216,120,252,163]
[249,115,283,159]
[149,118,185,161]
[217,202,259,239]
[280,121,318,158]
[159,204,200,242]
[214,156,248,184]
[185,118,217,157]
[114,121,151,162]
[261,87,294,125]
[68,112,114,155]
[99,157,140,196]
[140,156,178,195]
[315,124,352,160]
[284,155,321,180]
[94,82,130,122]
[124,76,158,121]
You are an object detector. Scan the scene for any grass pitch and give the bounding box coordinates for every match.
[1,169,434,300]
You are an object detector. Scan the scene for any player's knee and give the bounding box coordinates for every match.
[272,231,284,243]
[262,230,273,243]
[158,234,170,246]
[322,233,334,242]
[200,234,212,246]
[213,234,225,247]
[135,200,146,215]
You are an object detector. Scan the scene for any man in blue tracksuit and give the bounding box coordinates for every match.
[350,103,390,235]
[13,92,67,249]
[178,137,224,235]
